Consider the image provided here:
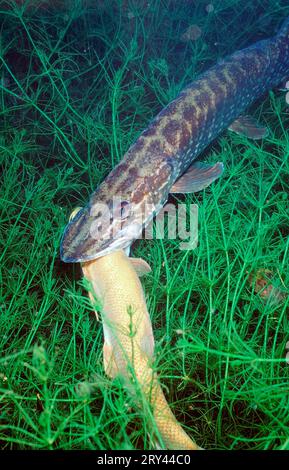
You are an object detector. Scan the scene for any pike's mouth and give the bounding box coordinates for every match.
[60,198,164,263]
[60,222,143,263]
[60,236,131,263]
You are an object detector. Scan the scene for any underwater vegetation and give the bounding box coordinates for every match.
[0,0,289,450]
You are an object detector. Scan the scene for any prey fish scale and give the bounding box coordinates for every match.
[61,17,289,263]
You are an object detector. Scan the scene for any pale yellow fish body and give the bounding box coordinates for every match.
[81,250,199,450]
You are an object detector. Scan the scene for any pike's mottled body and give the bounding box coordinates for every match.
[61,17,289,262]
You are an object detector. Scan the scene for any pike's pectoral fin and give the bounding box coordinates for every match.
[228,115,269,140]
[170,161,224,193]
[129,257,152,276]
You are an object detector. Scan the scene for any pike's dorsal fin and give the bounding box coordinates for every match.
[228,115,269,140]
[129,257,152,276]
[170,161,224,193]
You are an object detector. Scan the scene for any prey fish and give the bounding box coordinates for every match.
[81,249,200,450]
[60,16,289,262]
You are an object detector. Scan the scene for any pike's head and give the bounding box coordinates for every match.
[60,159,173,263]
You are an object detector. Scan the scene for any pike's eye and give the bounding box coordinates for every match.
[120,200,130,219]
[110,200,131,223]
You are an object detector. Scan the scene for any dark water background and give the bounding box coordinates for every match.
[2,0,289,176]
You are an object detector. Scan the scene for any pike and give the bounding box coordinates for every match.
[60,17,289,450]
[60,16,289,262]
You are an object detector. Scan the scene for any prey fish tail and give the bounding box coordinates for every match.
[60,16,289,263]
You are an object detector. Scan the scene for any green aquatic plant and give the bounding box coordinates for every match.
[0,0,289,450]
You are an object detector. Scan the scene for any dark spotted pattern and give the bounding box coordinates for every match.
[61,17,289,262]
[106,162,128,181]
[142,125,157,137]
[182,104,197,122]
[146,140,167,156]
[162,120,181,145]
[130,137,146,153]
